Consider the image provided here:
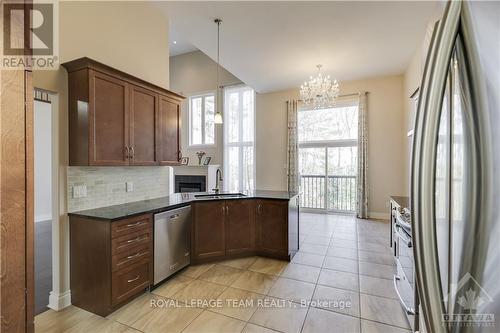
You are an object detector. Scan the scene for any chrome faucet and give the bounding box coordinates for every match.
[213,168,223,194]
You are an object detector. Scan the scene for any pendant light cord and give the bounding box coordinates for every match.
[215,18,222,93]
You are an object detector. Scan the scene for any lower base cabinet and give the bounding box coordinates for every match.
[191,200,226,260]
[70,214,153,317]
[191,198,294,263]
[69,195,299,316]
[256,199,289,258]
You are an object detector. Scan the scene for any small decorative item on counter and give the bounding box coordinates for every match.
[196,151,206,165]
[180,157,189,165]
[202,156,212,165]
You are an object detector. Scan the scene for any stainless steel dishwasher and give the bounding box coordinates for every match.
[154,206,191,285]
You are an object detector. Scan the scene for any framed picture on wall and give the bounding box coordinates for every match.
[180,157,189,165]
[202,157,211,165]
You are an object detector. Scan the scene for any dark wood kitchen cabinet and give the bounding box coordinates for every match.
[129,85,158,165]
[191,199,255,262]
[63,57,184,166]
[226,200,255,255]
[191,198,296,263]
[192,201,227,260]
[256,199,289,258]
[158,95,181,165]
[88,70,129,165]
[70,213,153,317]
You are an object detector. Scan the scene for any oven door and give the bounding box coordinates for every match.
[394,224,416,330]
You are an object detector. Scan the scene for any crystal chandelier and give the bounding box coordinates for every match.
[300,64,340,109]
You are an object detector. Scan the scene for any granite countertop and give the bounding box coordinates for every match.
[68,190,300,221]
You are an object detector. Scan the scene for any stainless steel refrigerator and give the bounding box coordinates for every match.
[411,0,499,332]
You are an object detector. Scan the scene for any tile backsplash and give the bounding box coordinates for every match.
[67,166,173,212]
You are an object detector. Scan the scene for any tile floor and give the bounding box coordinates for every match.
[34,213,411,333]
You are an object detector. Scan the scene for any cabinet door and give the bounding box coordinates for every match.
[226,200,255,255]
[130,85,157,165]
[192,201,226,260]
[89,70,129,165]
[158,96,180,165]
[256,200,288,257]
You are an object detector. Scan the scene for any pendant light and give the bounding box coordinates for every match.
[214,18,223,124]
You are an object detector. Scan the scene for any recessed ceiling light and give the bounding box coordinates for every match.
[173,41,177,44]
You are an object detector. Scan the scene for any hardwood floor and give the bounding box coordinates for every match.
[35,220,52,315]
[35,213,411,332]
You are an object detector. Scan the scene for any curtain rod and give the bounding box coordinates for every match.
[219,81,244,89]
[294,91,369,103]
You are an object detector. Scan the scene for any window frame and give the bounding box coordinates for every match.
[298,98,359,212]
[188,91,216,148]
[223,85,256,192]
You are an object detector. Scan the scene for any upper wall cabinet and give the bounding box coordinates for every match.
[63,57,184,166]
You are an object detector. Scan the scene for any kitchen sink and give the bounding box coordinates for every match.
[194,193,247,199]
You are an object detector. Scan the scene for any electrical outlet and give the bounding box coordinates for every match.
[126,181,133,192]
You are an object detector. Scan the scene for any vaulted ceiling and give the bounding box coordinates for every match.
[159,1,443,93]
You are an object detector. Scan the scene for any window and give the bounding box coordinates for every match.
[298,99,358,211]
[189,92,215,146]
[223,86,255,192]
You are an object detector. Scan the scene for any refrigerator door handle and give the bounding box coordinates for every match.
[411,1,461,332]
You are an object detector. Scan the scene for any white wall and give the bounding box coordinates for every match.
[402,21,438,195]
[169,51,242,165]
[255,89,299,191]
[33,1,171,311]
[34,100,52,222]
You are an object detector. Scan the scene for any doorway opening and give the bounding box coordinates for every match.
[33,89,57,315]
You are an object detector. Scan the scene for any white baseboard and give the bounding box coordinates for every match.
[368,211,390,220]
[48,290,71,311]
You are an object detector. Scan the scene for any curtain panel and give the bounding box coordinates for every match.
[357,92,369,218]
[287,100,300,193]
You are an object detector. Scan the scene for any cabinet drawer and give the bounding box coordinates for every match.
[112,262,150,306]
[111,215,151,239]
[112,243,151,272]
[112,228,152,255]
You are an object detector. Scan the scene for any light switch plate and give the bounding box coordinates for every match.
[126,181,133,192]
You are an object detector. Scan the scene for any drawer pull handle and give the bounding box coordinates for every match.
[117,252,146,266]
[127,236,146,244]
[126,221,144,228]
[127,275,140,283]
[170,214,180,220]
[127,251,143,259]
